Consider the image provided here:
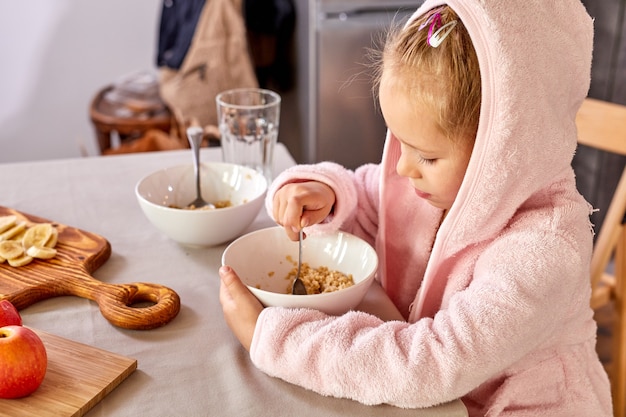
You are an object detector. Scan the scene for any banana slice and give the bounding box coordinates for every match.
[8,254,33,267]
[22,223,53,250]
[0,215,17,234]
[45,227,58,248]
[0,219,58,267]
[0,241,24,259]
[26,245,57,260]
[12,229,26,242]
[0,222,26,241]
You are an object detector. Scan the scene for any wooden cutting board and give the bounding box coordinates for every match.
[0,206,180,330]
[0,329,137,417]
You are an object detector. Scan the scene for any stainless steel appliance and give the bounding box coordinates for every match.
[292,0,423,169]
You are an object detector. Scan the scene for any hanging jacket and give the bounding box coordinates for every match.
[252,0,612,415]
[156,0,206,70]
[243,0,295,90]
[158,0,258,128]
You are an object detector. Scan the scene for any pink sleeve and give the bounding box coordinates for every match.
[265,161,381,245]
[249,307,465,408]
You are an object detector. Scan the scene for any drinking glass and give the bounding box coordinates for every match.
[216,88,281,182]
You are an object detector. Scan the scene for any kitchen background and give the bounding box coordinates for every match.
[0,0,624,225]
[0,0,625,393]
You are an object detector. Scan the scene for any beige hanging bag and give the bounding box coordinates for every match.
[159,0,258,132]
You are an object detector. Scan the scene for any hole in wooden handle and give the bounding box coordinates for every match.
[96,282,181,330]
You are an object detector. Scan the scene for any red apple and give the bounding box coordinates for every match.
[0,325,47,398]
[0,300,22,327]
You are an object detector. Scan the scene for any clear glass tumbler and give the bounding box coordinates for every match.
[216,88,281,182]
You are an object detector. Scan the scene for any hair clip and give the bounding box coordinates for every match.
[418,11,440,32]
[428,20,457,47]
[418,10,458,48]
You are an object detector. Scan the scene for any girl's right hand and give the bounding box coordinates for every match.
[272,180,336,241]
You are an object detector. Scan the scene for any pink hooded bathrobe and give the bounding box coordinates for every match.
[251,0,613,415]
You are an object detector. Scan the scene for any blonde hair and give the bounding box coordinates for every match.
[373,6,481,143]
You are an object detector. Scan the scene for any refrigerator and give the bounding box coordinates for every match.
[292,0,424,170]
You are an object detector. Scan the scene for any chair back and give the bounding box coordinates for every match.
[576,97,626,417]
[576,98,626,299]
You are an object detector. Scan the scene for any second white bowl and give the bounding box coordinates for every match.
[135,162,267,246]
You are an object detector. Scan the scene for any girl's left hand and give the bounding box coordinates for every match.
[219,265,264,351]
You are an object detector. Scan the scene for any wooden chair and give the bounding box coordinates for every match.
[576,97,626,417]
[89,85,173,154]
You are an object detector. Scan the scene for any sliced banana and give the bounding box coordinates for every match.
[0,215,17,234]
[0,216,59,267]
[12,229,26,241]
[22,223,53,250]
[8,254,33,267]
[26,245,57,260]
[45,228,58,248]
[0,240,24,259]
[0,222,26,241]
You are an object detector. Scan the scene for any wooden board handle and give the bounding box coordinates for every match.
[50,268,181,330]
[91,281,181,330]
[5,272,181,330]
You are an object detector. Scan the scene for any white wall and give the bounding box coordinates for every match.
[0,0,161,162]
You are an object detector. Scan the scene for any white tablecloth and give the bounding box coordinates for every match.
[0,144,467,417]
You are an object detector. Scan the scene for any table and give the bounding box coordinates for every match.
[0,144,467,417]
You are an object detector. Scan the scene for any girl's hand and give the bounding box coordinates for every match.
[219,265,264,352]
[272,181,336,241]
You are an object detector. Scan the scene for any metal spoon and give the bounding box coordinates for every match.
[186,126,214,209]
[291,229,307,295]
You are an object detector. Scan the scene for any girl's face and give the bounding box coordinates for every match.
[379,75,474,211]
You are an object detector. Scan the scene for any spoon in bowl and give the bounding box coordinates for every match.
[186,126,214,210]
[291,229,307,295]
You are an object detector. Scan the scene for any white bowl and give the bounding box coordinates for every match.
[222,226,378,315]
[135,162,267,246]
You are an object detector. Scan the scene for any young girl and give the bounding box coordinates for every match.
[219,1,612,415]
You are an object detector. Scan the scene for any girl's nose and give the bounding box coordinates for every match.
[396,153,420,179]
